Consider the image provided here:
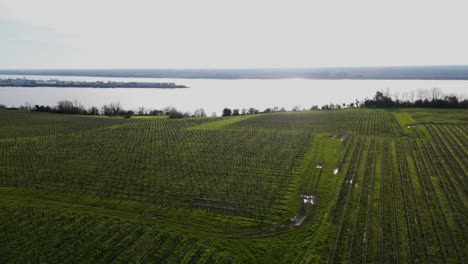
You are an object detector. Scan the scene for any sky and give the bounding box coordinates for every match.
[0,0,467,69]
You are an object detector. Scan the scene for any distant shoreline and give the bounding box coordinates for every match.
[1,65,468,80]
[0,78,188,89]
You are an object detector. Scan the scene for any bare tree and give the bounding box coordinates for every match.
[137,106,146,116]
[102,101,123,115]
[409,90,416,103]
[22,102,32,110]
[383,87,391,98]
[393,91,400,102]
[292,105,301,111]
[430,87,443,101]
[416,88,430,101]
[88,106,100,115]
[193,108,207,117]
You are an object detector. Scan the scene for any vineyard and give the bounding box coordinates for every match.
[0,108,466,263]
[0,201,231,263]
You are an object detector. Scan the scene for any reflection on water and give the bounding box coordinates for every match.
[0,75,467,115]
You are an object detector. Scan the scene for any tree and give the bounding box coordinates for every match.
[22,102,32,110]
[102,102,123,116]
[321,104,331,110]
[417,88,430,101]
[88,106,100,115]
[363,91,394,107]
[193,108,207,117]
[165,107,188,119]
[292,105,301,112]
[56,100,86,114]
[57,100,74,113]
[248,107,258,114]
[430,87,443,101]
[232,109,240,116]
[149,109,164,116]
[137,106,146,116]
[222,108,232,117]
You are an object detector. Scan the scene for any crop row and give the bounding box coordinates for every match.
[0,110,144,139]
[229,110,402,135]
[327,130,466,263]
[0,202,230,263]
[0,119,313,226]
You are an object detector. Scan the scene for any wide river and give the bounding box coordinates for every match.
[1,74,467,115]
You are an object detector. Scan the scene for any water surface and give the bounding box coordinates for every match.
[1,74,466,115]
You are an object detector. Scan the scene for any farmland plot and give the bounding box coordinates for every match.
[0,115,313,227]
[0,109,466,263]
[0,202,231,263]
[0,110,142,139]
[227,110,402,135]
[327,130,467,263]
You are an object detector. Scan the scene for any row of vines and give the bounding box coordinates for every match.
[327,122,467,263]
[0,202,231,263]
[0,116,313,226]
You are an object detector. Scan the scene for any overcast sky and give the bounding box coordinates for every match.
[1,0,467,69]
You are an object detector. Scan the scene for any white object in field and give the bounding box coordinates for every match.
[334,168,339,175]
[350,179,353,184]
[302,194,316,205]
[316,164,323,169]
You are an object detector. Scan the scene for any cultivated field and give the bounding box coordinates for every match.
[0,108,466,263]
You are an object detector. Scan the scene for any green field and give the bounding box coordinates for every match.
[0,108,466,263]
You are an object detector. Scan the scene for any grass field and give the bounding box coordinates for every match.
[0,108,466,263]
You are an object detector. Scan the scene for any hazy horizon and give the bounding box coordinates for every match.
[2,64,468,71]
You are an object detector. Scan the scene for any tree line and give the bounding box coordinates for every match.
[0,100,208,119]
[0,87,465,118]
[362,88,467,108]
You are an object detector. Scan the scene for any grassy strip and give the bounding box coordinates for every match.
[187,115,260,130]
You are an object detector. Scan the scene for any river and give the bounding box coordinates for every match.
[0,74,466,115]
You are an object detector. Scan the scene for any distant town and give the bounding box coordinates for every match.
[0,78,188,89]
